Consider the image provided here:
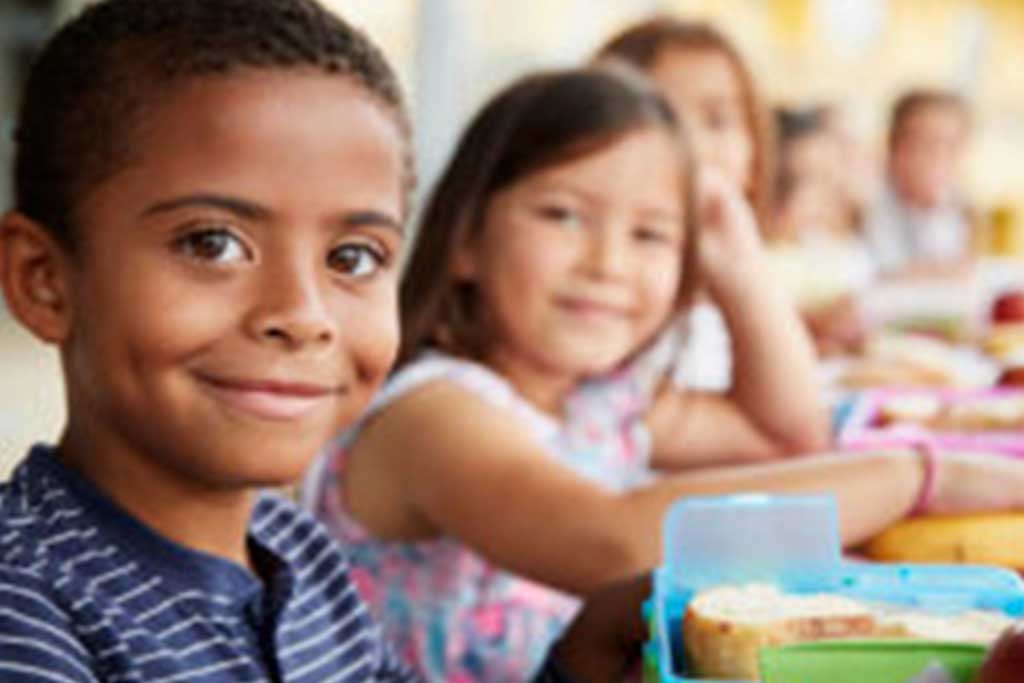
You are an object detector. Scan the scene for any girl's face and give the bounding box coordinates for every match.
[61,71,405,487]
[461,127,686,382]
[646,47,754,193]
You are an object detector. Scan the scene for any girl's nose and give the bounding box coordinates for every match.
[582,224,629,280]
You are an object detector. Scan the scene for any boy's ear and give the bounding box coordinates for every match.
[0,211,75,344]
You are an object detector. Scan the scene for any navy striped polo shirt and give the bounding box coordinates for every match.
[0,445,418,683]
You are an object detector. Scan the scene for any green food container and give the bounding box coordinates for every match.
[759,640,987,683]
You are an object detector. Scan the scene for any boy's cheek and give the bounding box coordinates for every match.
[347,302,400,384]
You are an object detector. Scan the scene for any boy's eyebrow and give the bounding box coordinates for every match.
[141,194,270,220]
[139,196,403,234]
[342,210,405,235]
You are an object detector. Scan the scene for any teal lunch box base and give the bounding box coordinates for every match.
[645,494,1024,683]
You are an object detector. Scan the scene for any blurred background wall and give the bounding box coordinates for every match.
[334,0,1024,207]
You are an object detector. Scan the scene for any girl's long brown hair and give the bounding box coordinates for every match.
[398,65,700,368]
[596,17,775,233]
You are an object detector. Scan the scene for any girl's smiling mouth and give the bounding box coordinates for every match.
[553,295,633,321]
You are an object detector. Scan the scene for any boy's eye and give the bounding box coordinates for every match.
[327,243,384,278]
[176,229,249,264]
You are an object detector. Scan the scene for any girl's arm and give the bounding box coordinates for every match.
[344,380,1024,595]
[649,171,829,470]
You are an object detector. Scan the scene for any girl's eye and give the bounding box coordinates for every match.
[328,243,385,279]
[176,228,249,264]
[537,204,583,229]
[634,226,676,245]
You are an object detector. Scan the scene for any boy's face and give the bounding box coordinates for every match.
[46,72,404,487]
[891,103,968,209]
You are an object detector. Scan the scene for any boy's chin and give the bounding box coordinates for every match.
[207,459,314,492]
[184,435,326,491]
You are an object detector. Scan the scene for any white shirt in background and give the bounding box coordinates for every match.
[765,235,877,310]
[632,304,734,396]
[863,185,971,274]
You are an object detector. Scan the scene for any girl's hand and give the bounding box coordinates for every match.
[927,452,1024,515]
[695,167,765,291]
[804,296,868,357]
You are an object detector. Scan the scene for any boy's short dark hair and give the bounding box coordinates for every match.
[888,88,969,154]
[13,0,412,246]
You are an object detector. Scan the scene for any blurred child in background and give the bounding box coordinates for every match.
[864,89,977,279]
[770,106,874,356]
[595,17,825,402]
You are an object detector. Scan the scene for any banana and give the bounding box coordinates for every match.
[866,514,1024,569]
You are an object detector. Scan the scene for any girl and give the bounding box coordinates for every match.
[596,17,820,413]
[598,20,827,428]
[596,19,773,230]
[306,65,1024,682]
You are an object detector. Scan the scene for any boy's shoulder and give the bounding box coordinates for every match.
[0,452,393,683]
[0,451,353,584]
[0,450,101,667]
[0,451,93,584]
[247,492,370,594]
[249,490,345,560]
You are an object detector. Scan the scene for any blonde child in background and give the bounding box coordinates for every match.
[306,65,1024,683]
[595,17,824,422]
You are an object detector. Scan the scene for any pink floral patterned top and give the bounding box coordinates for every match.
[304,351,652,682]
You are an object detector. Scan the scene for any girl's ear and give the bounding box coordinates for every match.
[0,211,75,344]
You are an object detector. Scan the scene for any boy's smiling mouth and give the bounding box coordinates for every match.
[194,373,344,421]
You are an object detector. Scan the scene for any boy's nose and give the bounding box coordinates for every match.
[245,265,337,351]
